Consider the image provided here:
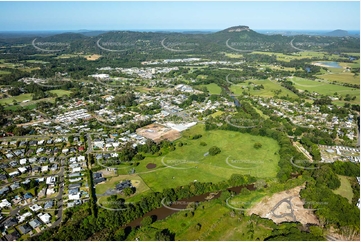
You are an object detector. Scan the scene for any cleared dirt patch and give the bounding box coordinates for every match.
[146,163,156,169]
[136,123,181,143]
[86,54,101,61]
[247,185,319,225]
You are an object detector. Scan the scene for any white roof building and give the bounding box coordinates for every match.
[0,199,11,208]
[29,204,42,212]
[38,213,51,224]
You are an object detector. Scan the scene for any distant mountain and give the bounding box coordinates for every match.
[0,25,359,55]
[324,29,350,37]
[222,25,251,33]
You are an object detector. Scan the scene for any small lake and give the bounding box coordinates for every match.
[318,61,342,68]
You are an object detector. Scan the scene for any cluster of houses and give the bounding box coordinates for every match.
[258,97,358,140]
[319,145,360,163]
[55,109,92,124]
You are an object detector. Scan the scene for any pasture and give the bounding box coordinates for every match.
[290,77,360,104]
[333,175,353,204]
[48,89,72,97]
[230,79,299,98]
[132,124,280,192]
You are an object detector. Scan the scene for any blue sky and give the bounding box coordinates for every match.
[0,1,359,31]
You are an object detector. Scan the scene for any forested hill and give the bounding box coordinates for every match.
[0,25,359,55]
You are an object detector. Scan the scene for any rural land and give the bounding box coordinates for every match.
[0,25,359,241]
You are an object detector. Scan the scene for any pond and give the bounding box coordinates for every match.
[318,61,342,68]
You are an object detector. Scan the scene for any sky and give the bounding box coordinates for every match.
[0,1,359,31]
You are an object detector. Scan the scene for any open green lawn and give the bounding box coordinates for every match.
[48,89,72,97]
[204,83,222,95]
[333,175,353,203]
[290,77,359,104]
[317,72,359,85]
[129,124,280,193]
[0,93,33,105]
[230,79,299,98]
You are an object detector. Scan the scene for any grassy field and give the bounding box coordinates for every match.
[317,72,359,85]
[0,93,33,105]
[128,197,273,241]
[211,111,224,118]
[135,86,166,93]
[54,54,86,59]
[224,53,244,58]
[48,89,72,97]
[230,79,299,98]
[4,103,37,111]
[333,175,353,204]
[290,77,360,104]
[95,173,152,204]
[316,61,360,85]
[204,83,222,95]
[126,124,280,193]
[0,70,11,75]
[253,51,325,62]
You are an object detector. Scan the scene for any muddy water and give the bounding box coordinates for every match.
[124,184,255,228]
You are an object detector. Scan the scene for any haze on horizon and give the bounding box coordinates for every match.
[0,1,359,31]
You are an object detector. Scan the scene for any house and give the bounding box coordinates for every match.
[18,224,32,234]
[4,230,20,241]
[41,166,49,172]
[46,176,56,185]
[19,158,27,165]
[44,200,53,209]
[0,199,11,209]
[50,163,58,171]
[94,177,106,185]
[36,147,44,154]
[68,183,81,189]
[1,217,17,229]
[67,199,82,208]
[18,166,28,174]
[29,204,42,212]
[77,156,85,162]
[23,192,33,200]
[68,193,81,200]
[69,177,82,183]
[68,172,81,178]
[17,212,32,223]
[29,157,37,163]
[38,213,51,224]
[29,140,37,146]
[0,187,9,196]
[72,167,82,173]
[0,174,7,181]
[9,160,18,167]
[39,157,47,163]
[8,171,19,178]
[29,219,42,229]
[116,180,132,191]
[32,166,41,173]
[69,157,77,163]
[10,182,20,190]
[93,172,102,179]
